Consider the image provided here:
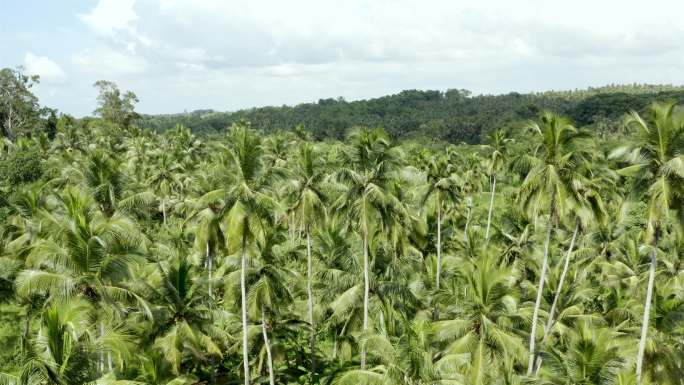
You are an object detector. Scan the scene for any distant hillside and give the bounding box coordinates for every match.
[137,84,684,143]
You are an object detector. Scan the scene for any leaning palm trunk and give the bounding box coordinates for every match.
[361,231,369,369]
[527,214,554,375]
[485,175,497,243]
[262,308,275,385]
[534,223,579,374]
[241,239,250,385]
[636,233,658,385]
[306,230,316,381]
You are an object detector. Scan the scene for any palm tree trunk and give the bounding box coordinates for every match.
[436,196,442,290]
[485,175,497,244]
[464,204,471,242]
[534,223,579,374]
[241,237,250,385]
[527,215,554,375]
[636,233,658,385]
[162,198,167,225]
[262,308,275,385]
[361,230,369,369]
[207,241,212,298]
[99,320,105,375]
[306,230,316,382]
[21,305,30,359]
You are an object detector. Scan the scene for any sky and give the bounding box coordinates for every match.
[1,0,684,117]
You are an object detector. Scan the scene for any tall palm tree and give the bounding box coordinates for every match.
[484,129,510,244]
[610,102,684,385]
[520,112,590,374]
[420,153,459,292]
[334,127,402,369]
[148,152,183,225]
[287,142,326,381]
[203,123,280,385]
[14,187,150,376]
[534,166,607,373]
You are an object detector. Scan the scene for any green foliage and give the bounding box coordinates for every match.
[137,85,684,143]
[0,148,43,185]
[3,80,684,385]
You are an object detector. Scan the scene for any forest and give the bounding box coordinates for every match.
[137,84,684,144]
[1,67,684,385]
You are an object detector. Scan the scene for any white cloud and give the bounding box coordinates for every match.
[42,0,684,114]
[78,0,137,36]
[23,53,66,83]
[72,48,149,76]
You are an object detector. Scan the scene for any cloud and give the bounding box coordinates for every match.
[23,53,66,83]
[35,0,684,115]
[78,0,137,36]
[72,48,149,76]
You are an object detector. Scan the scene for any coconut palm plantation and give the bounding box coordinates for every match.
[1,72,684,385]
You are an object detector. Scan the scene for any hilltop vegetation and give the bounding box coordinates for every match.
[1,70,684,385]
[138,84,684,143]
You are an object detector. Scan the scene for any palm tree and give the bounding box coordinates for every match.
[432,252,526,384]
[144,253,223,375]
[484,129,510,244]
[287,142,326,381]
[534,166,607,373]
[334,127,403,369]
[205,123,280,385]
[148,152,183,225]
[610,102,684,385]
[14,187,150,375]
[538,322,626,385]
[519,112,590,374]
[420,153,459,292]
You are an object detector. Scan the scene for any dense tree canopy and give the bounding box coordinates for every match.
[137,85,684,143]
[1,73,684,385]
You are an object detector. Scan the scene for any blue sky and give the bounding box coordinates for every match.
[2,0,684,116]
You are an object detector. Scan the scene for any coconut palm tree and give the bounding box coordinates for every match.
[433,251,526,385]
[519,112,591,374]
[334,127,403,369]
[484,129,511,244]
[203,123,281,385]
[420,153,459,292]
[14,186,150,375]
[610,102,684,385]
[286,142,326,381]
[538,322,625,385]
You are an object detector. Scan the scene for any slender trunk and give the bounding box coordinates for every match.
[436,196,442,290]
[241,237,250,385]
[361,231,369,369]
[262,308,275,385]
[464,204,471,242]
[162,198,167,225]
[99,320,105,375]
[527,216,554,375]
[534,223,579,374]
[433,198,442,321]
[485,175,497,244]
[636,233,658,385]
[22,306,30,359]
[207,241,213,298]
[332,333,337,359]
[306,230,316,382]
